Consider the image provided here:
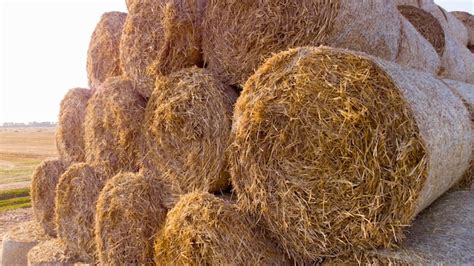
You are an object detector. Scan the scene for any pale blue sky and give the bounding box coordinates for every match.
[0,0,473,123]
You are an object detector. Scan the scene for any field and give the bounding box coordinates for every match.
[0,127,57,213]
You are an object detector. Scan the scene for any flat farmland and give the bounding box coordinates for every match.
[0,127,57,188]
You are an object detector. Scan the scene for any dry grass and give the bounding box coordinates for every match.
[142,67,235,193]
[27,238,84,265]
[55,163,106,261]
[95,171,179,265]
[31,159,68,237]
[155,192,291,265]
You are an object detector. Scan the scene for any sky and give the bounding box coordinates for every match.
[0,0,473,124]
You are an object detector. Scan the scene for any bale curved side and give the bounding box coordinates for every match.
[55,163,106,261]
[229,47,471,260]
[95,171,179,265]
[84,77,146,176]
[86,11,126,89]
[154,192,291,265]
[31,159,69,237]
[451,11,474,52]
[56,88,91,163]
[142,67,234,193]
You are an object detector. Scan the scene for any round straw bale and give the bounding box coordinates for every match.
[398,5,445,56]
[120,0,205,98]
[442,79,474,190]
[142,67,235,193]
[95,171,179,265]
[154,192,291,265]
[55,163,106,261]
[228,46,472,260]
[86,12,126,89]
[31,159,69,237]
[202,0,408,86]
[451,11,474,51]
[1,221,50,266]
[56,88,91,163]
[84,76,146,176]
[27,239,87,266]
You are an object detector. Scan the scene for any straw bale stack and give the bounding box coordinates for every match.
[55,163,106,261]
[451,11,474,52]
[95,171,179,265]
[228,46,472,260]
[87,12,126,89]
[56,88,91,163]
[154,192,291,265]
[142,67,235,193]
[84,76,146,176]
[31,159,69,237]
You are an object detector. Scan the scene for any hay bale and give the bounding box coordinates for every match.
[86,12,126,89]
[55,163,106,261]
[84,76,146,176]
[142,67,235,193]
[1,221,50,266]
[228,46,472,260]
[442,79,474,189]
[154,192,291,265]
[95,171,179,265]
[451,11,474,52]
[203,0,440,86]
[27,239,87,266]
[31,159,69,237]
[120,0,204,98]
[56,88,91,163]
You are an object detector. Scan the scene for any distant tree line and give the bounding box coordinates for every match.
[1,121,57,128]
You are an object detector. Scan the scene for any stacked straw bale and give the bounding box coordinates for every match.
[86,12,126,89]
[228,46,472,261]
[56,88,91,163]
[202,0,441,87]
[451,11,474,52]
[154,192,291,265]
[31,159,69,237]
[95,171,179,265]
[120,0,204,98]
[84,76,146,176]
[55,163,106,261]
[142,67,235,193]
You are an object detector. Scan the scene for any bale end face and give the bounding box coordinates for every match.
[154,192,291,265]
[229,46,429,260]
[55,163,106,261]
[142,67,235,193]
[95,171,179,265]
[31,159,69,237]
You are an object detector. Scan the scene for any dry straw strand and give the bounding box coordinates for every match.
[84,76,146,176]
[154,192,291,265]
[55,163,106,262]
[56,88,91,163]
[27,239,82,266]
[142,67,235,193]
[95,171,179,265]
[86,11,126,89]
[31,159,69,237]
[228,46,471,261]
